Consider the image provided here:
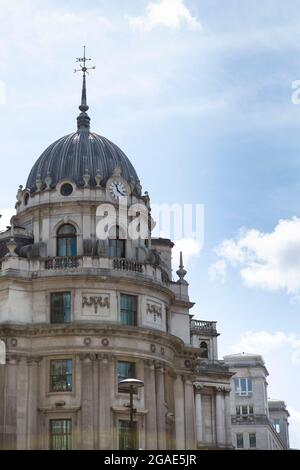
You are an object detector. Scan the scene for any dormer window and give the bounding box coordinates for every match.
[57,224,77,257]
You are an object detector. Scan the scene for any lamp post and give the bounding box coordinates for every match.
[118,378,144,449]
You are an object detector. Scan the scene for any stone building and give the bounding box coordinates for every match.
[224,353,290,450]
[0,59,234,450]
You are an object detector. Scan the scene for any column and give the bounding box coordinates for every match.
[215,387,226,447]
[193,382,203,445]
[26,356,41,450]
[224,386,232,447]
[155,361,166,449]
[174,374,185,450]
[144,360,157,449]
[80,353,95,449]
[3,356,19,450]
[184,377,196,449]
[98,354,113,449]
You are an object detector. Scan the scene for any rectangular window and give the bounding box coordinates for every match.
[234,377,252,396]
[50,419,72,450]
[236,404,254,416]
[120,294,137,326]
[51,292,71,323]
[236,433,244,449]
[50,359,72,392]
[274,418,280,433]
[249,433,256,448]
[118,361,136,392]
[109,239,126,258]
[118,420,137,450]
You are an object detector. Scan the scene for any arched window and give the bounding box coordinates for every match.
[57,224,77,257]
[200,341,209,358]
[24,193,29,206]
[109,226,126,258]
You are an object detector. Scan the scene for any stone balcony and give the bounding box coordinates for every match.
[190,319,217,334]
[0,254,172,289]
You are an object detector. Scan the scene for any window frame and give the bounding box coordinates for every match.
[50,291,72,324]
[109,226,126,258]
[236,433,244,449]
[118,419,138,450]
[274,418,281,433]
[117,360,136,393]
[49,419,72,450]
[249,433,256,449]
[120,294,138,326]
[234,377,253,396]
[50,359,73,393]
[56,224,77,257]
[236,404,254,416]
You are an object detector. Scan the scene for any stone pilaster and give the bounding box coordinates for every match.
[224,386,232,447]
[184,376,196,449]
[98,354,113,450]
[80,353,96,449]
[215,386,226,447]
[26,356,42,450]
[144,360,157,449]
[193,382,203,445]
[155,361,166,449]
[174,374,185,450]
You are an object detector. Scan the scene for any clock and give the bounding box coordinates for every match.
[109,180,127,200]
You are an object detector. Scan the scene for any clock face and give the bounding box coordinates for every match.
[109,180,127,200]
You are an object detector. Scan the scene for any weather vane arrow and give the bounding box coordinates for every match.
[74,45,96,75]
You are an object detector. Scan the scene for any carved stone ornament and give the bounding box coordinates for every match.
[146,302,162,322]
[82,295,110,313]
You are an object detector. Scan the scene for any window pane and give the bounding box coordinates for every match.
[51,292,71,324]
[242,406,248,415]
[249,433,256,448]
[249,405,254,415]
[118,361,136,382]
[274,419,280,433]
[119,420,137,450]
[109,239,126,258]
[236,433,244,449]
[120,295,137,326]
[247,378,252,392]
[50,359,72,392]
[50,419,72,450]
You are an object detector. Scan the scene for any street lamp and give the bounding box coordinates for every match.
[118,378,144,450]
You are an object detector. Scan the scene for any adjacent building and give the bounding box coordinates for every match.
[224,353,289,450]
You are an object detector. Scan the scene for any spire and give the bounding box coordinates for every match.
[74,46,96,131]
[176,251,188,285]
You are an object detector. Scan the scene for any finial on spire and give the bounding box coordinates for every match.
[74,46,96,131]
[176,251,188,285]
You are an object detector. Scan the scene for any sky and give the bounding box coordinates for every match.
[0,0,300,448]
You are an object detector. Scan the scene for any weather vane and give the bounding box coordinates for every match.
[74,46,96,76]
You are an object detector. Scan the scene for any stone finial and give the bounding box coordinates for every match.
[45,172,52,190]
[35,174,42,192]
[83,168,91,187]
[112,165,121,177]
[95,169,102,188]
[176,251,188,285]
[5,238,18,257]
[16,185,23,202]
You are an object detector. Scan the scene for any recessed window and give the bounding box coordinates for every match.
[234,377,252,396]
[24,193,29,206]
[57,224,77,257]
[109,226,126,258]
[119,420,137,450]
[50,359,72,392]
[60,183,73,196]
[236,433,244,449]
[117,361,136,392]
[120,294,137,326]
[51,292,71,323]
[274,418,280,433]
[249,433,256,448]
[199,341,209,358]
[50,419,72,450]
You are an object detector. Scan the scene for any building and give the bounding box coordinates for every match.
[0,55,235,450]
[224,353,290,450]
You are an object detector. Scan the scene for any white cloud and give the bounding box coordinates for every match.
[0,209,15,233]
[229,330,300,366]
[172,238,202,271]
[127,0,201,32]
[209,259,227,283]
[210,217,300,295]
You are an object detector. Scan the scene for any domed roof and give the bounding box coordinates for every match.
[26,52,141,194]
[26,131,140,193]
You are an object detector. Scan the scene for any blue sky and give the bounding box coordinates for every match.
[0,0,300,447]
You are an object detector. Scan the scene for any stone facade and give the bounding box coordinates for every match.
[224,354,290,450]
